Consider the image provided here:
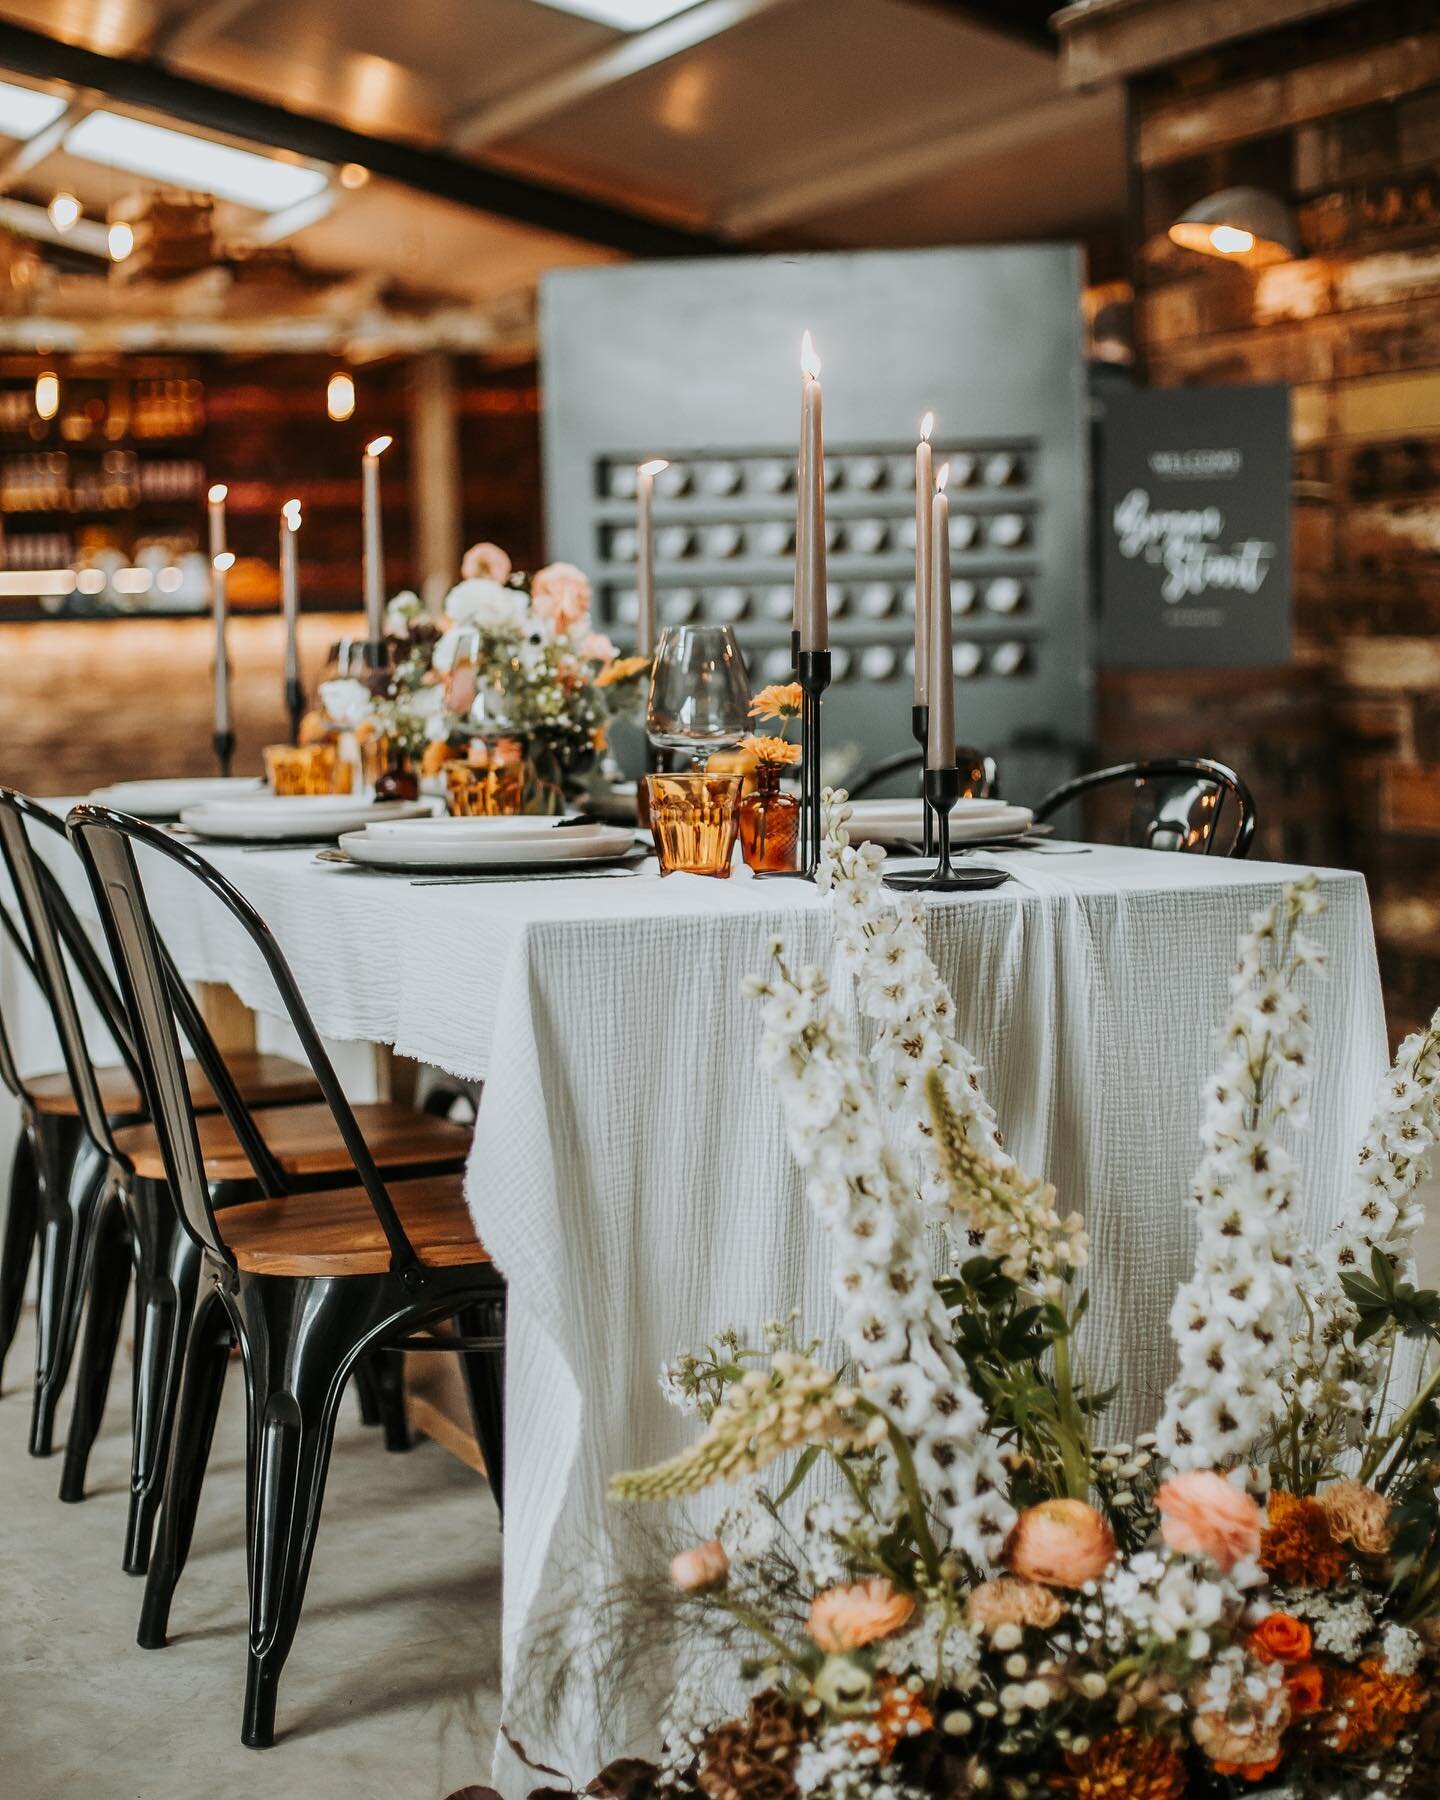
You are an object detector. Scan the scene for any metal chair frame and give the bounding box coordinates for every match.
[846,744,997,804]
[1033,757,1256,859]
[67,804,505,1749]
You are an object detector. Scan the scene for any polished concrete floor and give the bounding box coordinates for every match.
[0,1308,505,1800]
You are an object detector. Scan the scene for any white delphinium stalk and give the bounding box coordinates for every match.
[747,948,1015,1565]
[1157,879,1324,1470]
[816,791,1087,1298]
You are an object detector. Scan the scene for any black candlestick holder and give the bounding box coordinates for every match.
[285,677,305,747]
[213,728,235,779]
[911,703,933,857]
[885,766,1012,894]
[758,647,831,881]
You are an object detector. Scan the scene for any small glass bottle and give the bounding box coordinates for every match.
[738,764,800,872]
[373,745,419,803]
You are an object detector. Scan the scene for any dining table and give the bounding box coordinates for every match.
[1,817,1390,1793]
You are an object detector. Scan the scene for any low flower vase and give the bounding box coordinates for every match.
[738,768,799,872]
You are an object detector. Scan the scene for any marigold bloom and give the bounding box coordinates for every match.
[1325,1658,1424,1755]
[1260,1490,1347,1588]
[1056,1727,1187,1798]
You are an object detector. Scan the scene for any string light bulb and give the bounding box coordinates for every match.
[326,370,355,422]
[34,370,59,421]
[47,192,80,233]
[107,219,134,262]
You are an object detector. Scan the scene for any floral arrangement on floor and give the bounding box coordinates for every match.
[516,793,1440,1800]
[315,542,650,802]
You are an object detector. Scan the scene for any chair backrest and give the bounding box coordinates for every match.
[847,745,997,803]
[0,789,147,1151]
[0,896,38,1103]
[66,803,425,1274]
[1033,757,1256,858]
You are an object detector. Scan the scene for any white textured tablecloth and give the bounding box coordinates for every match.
[6,831,1387,1792]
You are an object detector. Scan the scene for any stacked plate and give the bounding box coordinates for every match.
[844,798,1033,846]
[178,794,432,842]
[88,777,264,822]
[336,814,639,874]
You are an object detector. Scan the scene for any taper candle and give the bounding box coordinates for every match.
[280,497,301,688]
[927,464,955,769]
[798,331,828,651]
[207,483,231,735]
[636,458,667,656]
[914,411,934,704]
[362,434,392,642]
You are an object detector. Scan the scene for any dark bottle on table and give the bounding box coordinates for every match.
[374,750,419,804]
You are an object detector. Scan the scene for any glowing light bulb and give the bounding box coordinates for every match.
[326,371,355,421]
[107,220,134,262]
[47,192,80,233]
[34,370,59,421]
[1209,224,1255,255]
[338,162,369,190]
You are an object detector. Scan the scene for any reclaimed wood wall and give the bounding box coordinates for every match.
[1117,0,1440,1037]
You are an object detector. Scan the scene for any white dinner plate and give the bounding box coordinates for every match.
[179,798,431,841]
[88,777,263,820]
[339,824,637,871]
[360,815,604,844]
[845,799,1033,845]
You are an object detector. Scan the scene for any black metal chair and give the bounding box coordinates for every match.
[67,803,505,1749]
[846,743,996,803]
[1033,757,1256,858]
[0,897,58,1399]
[0,790,463,1569]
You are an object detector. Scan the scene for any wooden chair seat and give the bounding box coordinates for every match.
[220,1171,490,1275]
[27,1050,322,1119]
[112,1101,472,1184]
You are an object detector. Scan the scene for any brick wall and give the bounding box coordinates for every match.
[1108,0,1440,1039]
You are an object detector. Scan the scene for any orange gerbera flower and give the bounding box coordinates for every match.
[741,733,802,767]
[749,682,803,722]
[595,654,651,688]
[1325,1659,1425,1755]
[1051,1728,1187,1798]
[1260,1491,1347,1589]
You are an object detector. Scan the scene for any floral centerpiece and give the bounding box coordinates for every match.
[496,794,1440,1800]
[315,542,649,807]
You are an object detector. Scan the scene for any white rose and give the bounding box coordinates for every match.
[443,577,527,633]
[318,677,372,727]
[385,589,423,634]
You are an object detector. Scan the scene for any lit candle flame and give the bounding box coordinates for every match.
[207,483,227,504]
[920,411,934,443]
[365,434,393,457]
[936,462,951,493]
[638,458,669,477]
[213,551,235,572]
[800,330,821,378]
[282,497,302,529]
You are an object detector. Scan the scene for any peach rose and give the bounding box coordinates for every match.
[967,1578,1064,1634]
[1004,1499,1116,1589]
[530,561,592,637]
[1157,1469,1263,1571]
[460,541,512,583]
[807,1579,915,1653]
[670,1540,728,1592]
[1319,1479,1393,1556]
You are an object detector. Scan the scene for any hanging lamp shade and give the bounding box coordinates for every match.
[1168,186,1300,266]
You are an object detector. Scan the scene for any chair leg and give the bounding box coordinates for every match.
[0,1120,41,1394]
[138,1281,233,1649]
[237,1275,378,1749]
[59,1188,132,1503]
[456,1298,506,1519]
[125,1193,202,1576]
[30,1127,105,1457]
[350,1355,382,1426]
[371,1348,410,1453]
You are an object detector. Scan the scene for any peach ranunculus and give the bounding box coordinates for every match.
[530,561,592,637]
[460,541,512,583]
[670,1540,728,1591]
[1319,1479,1394,1556]
[1250,1612,1312,1665]
[1157,1469,1263,1571]
[807,1579,915,1653]
[967,1577,1064,1634]
[1004,1499,1116,1589]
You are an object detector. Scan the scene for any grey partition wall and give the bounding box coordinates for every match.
[540,246,1091,783]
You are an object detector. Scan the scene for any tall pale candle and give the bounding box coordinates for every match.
[636,458,667,656]
[798,331,828,652]
[280,498,301,686]
[926,466,955,770]
[914,411,934,704]
[362,434,392,642]
[207,483,231,735]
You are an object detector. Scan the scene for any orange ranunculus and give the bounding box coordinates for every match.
[1249,1612,1313,1665]
[807,1578,914,1652]
[1284,1663,1324,1717]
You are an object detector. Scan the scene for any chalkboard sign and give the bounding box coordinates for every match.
[1098,384,1290,669]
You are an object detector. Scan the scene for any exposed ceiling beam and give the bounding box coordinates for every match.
[0,195,109,257]
[0,94,94,196]
[0,302,517,355]
[448,0,800,151]
[902,1,1060,53]
[0,19,724,257]
[719,87,1106,237]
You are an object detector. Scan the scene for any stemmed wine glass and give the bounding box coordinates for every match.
[645,625,752,766]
